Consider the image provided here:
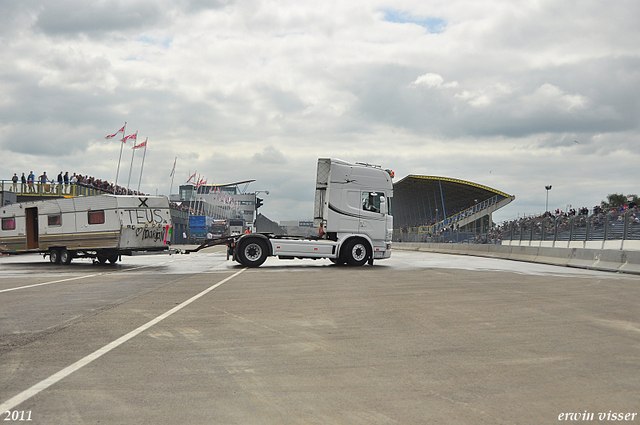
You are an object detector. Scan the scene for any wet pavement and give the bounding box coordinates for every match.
[1,248,639,424]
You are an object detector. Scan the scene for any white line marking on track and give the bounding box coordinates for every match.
[0,274,101,293]
[0,267,247,412]
[0,260,179,294]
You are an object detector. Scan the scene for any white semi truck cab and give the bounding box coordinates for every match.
[228,158,394,267]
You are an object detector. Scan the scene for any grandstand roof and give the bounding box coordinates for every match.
[201,179,256,188]
[393,175,513,228]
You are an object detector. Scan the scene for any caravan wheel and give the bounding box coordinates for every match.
[60,249,73,265]
[49,249,61,264]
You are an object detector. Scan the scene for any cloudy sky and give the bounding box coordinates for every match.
[1,0,639,223]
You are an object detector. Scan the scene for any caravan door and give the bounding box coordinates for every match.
[25,207,38,250]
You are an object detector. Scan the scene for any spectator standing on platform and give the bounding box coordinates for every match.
[11,173,18,192]
[21,173,26,193]
[38,172,48,193]
[27,171,35,193]
[63,171,69,194]
[57,172,63,194]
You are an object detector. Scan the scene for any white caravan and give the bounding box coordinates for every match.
[226,158,394,267]
[0,195,172,264]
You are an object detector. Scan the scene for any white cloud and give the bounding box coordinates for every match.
[524,83,588,112]
[455,83,513,107]
[1,0,639,223]
[410,73,458,89]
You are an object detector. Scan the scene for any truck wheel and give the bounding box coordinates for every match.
[238,238,268,267]
[49,249,61,264]
[344,239,369,267]
[60,249,73,265]
[108,255,118,264]
[97,255,108,264]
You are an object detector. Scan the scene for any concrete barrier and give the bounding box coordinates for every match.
[535,247,574,267]
[508,246,538,262]
[620,251,640,274]
[393,242,640,275]
[589,250,626,273]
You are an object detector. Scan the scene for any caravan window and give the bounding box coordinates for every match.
[48,215,62,226]
[2,217,16,231]
[88,210,105,225]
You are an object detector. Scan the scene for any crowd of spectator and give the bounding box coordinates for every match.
[169,202,204,215]
[7,171,147,196]
[492,202,640,244]
[398,201,639,245]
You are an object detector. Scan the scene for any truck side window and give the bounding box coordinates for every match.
[88,210,105,225]
[362,192,384,213]
[2,217,16,231]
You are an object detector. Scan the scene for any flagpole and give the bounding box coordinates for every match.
[189,171,196,217]
[114,122,126,188]
[196,174,201,215]
[137,138,148,193]
[169,157,177,198]
[126,131,138,192]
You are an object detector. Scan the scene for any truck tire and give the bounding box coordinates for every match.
[49,249,61,264]
[108,255,118,264]
[238,238,268,267]
[343,239,370,267]
[60,249,73,265]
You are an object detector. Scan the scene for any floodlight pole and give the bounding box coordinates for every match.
[545,185,552,212]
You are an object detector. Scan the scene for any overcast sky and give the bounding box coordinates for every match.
[1,0,638,223]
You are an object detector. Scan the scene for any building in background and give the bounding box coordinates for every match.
[170,180,257,243]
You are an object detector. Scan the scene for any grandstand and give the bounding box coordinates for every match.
[393,175,515,241]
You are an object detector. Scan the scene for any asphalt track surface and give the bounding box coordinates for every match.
[1,247,639,424]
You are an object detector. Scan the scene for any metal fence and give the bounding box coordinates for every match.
[502,207,640,243]
[395,207,640,245]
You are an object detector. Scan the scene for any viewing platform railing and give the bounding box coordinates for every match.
[1,180,112,198]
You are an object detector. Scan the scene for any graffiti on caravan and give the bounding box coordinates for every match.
[124,209,167,225]
[135,227,166,242]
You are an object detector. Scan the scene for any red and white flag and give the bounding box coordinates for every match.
[169,158,176,177]
[133,140,147,149]
[105,125,125,139]
[123,132,138,143]
[186,173,196,184]
[195,178,207,189]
